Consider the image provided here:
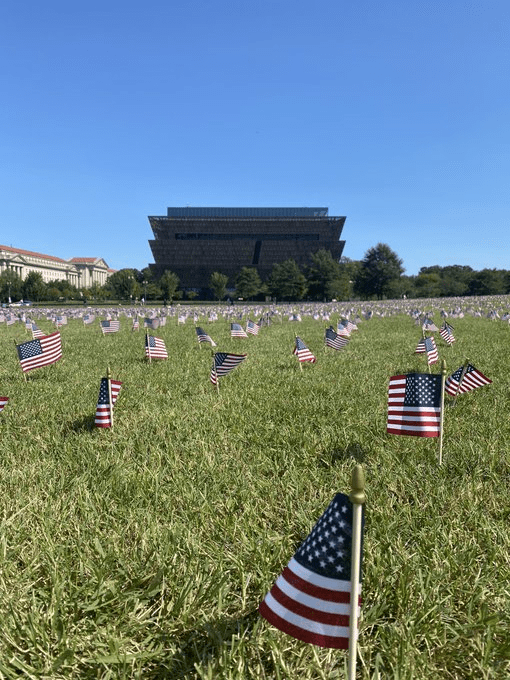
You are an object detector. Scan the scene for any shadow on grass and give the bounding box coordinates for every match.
[70,415,96,432]
[320,441,366,468]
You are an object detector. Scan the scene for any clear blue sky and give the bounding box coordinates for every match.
[2,0,509,276]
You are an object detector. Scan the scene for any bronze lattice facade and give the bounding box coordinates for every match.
[148,207,346,290]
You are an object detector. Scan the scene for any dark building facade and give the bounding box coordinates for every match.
[148,207,346,290]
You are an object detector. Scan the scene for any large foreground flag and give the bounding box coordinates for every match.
[0,397,9,413]
[95,377,122,427]
[145,334,168,359]
[387,373,442,437]
[444,363,492,396]
[16,332,62,373]
[293,336,316,363]
[259,491,364,649]
[210,352,247,385]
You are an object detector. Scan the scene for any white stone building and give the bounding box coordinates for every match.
[0,246,114,288]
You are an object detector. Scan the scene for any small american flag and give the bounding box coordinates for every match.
[145,334,168,359]
[31,324,45,339]
[83,313,95,325]
[144,317,160,330]
[387,373,441,437]
[325,327,349,350]
[16,332,62,373]
[439,322,455,345]
[259,492,363,649]
[246,319,260,335]
[444,364,492,396]
[0,397,9,413]
[95,377,122,428]
[231,323,248,338]
[132,318,140,331]
[196,327,217,347]
[293,336,316,363]
[210,352,247,385]
[101,320,120,334]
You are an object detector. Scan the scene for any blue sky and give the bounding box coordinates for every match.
[2,0,509,276]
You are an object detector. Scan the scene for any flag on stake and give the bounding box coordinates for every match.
[439,322,455,345]
[445,362,492,397]
[145,334,168,360]
[16,332,62,373]
[246,319,260,335]
[95,375,122,428]
[0,397,9,413]
[196,327,217,347]
[387,373,442,437]
[100,320,120,334]
[231,323,248,338]
[210,352,247,386]
[293,336,316,363]
[325,327,349,350]
[259,465,365,674]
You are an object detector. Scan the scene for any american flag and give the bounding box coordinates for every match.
[340,318,355,333]
[94,377,122,427]
[31,324,45,339]
[132,318,140,331]
[144,317,160,330]
[293,337,316,363]
[54,315,67,328]
[145,334,168,359]
[444,364,492,396]
[246,319,260,335]
[439,322,455,345]
[336,323,350,337]
[16,332,62,373]
[387,373,442,437]
[325,327,349,350]
[210,352,247,385]
[0,396,9,413]
[259,493,363,649]
[415,336,438,364]
[422,317,439,332]
[101,320,120,334]
[231,323,248,338]
[83,313,95,325]
[196,327,217,347]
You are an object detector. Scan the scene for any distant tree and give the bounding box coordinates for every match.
[354,243,405,299]
[106,269,138,299]
[414,272,442,298]
[0,269,23,302]
[159,270,180,302]
[186,290,199,301]
[22,272,46,302]
[305,249,344,300]
[468,269,506,296]
[209,272,228,301]
[266,259,308,301]
[235,267,262,300]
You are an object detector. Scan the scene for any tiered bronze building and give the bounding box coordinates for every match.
[148,207,346,290]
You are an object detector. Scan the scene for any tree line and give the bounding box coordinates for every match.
[2,243,509,304]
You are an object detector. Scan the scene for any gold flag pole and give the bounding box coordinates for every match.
[438,359,447,465]
[145,333,152,364]
[348,464,366,680]
[451,358,469,408]
[106,366,114,429]
[211,350,219,394]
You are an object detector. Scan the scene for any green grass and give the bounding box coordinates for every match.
[0,307,509,678]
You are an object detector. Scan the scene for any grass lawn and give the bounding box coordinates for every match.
[0,305,508,678]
